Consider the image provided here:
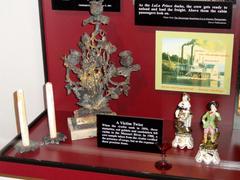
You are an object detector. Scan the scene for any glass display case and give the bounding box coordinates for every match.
[1,0,240,179]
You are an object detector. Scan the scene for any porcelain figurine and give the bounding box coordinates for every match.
[195,101,221,165]
[172,93,194,149]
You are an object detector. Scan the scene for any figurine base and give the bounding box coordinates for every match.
[172,133,194,149]
[195,146,220,165]
[14,140,39,153]
[68,116,97,141]
[42,133,67,145]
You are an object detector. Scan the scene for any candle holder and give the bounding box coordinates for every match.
[14,140,39,154]
[63,0,140,140]
[155,143,172,170]
[42,133,67,145]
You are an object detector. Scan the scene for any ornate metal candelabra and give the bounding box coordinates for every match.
[63,1,140,139]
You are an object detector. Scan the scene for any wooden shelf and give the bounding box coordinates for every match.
[1,111,240,179]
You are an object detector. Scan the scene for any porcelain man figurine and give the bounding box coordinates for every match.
[195,101,221,165]
[172,93,194,149]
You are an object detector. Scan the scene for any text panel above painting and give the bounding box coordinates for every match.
[135,0,233,28]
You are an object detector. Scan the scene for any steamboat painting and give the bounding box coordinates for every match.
[155,31,234,95]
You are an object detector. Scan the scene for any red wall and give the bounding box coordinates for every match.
[41,0,240,127]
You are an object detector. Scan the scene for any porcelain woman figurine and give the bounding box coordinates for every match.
[195,101,221,165]
[172,93,194,149]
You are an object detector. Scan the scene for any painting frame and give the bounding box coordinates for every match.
[155,31,234,95]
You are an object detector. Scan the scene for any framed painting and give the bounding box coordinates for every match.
[155,31,234,95]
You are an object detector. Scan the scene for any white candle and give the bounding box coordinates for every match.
[45,82,57,138]
[16,90,30,147]
[238,94,240,113]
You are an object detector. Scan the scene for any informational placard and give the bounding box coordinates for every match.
[135,0,232,29]
[52,0,120,12]
[97,115,163,153]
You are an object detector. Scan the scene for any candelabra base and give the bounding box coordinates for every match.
[14,140,39,153]
[42,133,67,145]
[68,116,97,140]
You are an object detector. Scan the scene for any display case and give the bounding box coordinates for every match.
[1,0,240,179]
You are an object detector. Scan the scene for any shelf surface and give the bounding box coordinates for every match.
[1,111,240,179]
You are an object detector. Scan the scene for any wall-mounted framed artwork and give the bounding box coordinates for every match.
[155,31,234,95]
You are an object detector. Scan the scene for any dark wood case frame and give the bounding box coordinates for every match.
[0,0,240,179]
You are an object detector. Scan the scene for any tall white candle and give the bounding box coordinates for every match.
[238,94,240,113]
[16,90,30,147]
[45,82,57,138]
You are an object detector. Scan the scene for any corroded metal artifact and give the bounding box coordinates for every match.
[63,0,140,118]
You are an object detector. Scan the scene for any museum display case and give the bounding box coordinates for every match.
[1,0,240,179]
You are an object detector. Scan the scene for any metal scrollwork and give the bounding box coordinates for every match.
[63,0,140,117]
